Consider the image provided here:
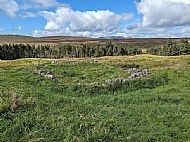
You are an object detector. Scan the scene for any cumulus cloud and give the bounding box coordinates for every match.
[33,0,190,37]
[0,0,59,18]
[169,0,190,4]
[34,7,133,37]
[0,0,19,17]
[2,0,190,38]
[137,0,190,27]
[124,24,190,38]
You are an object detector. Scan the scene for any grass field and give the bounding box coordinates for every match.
[1,55,190,141]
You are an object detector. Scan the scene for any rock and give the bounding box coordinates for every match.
[52,60,58,64]
[44,74,55,79]
[125,67,151,80]
[105,79,113,85]
[81,67,151,90]
[33,69,55,79]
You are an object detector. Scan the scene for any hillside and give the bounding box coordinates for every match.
[1,55,190,141]
[0,35,184,48]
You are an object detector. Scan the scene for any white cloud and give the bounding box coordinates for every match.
[137,0,190,27]
[32,0,59,8]
[18,0,64,18]
[169,0,190,4]
[124,23,190,38]
[0,0,19,17]
[17,26,22,30]
[20,12,38,18]
[2,0,190,38]
[33,1,190,38]
[34,7,132,37]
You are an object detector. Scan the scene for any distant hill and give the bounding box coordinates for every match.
[0,35,92,44]
[0,35,187,48]
[99,36,125,39]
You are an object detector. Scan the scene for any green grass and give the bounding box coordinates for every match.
[35,61,129,84]
[1,55,190,142]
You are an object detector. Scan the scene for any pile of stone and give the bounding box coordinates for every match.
[84,68,151,88]
[87,82,101,87]
[85,77,127,88]
[124,68,151,80]
[105,77,127,85]
[33,69,55,79]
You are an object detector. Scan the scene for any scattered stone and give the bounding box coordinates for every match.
[90,60,98,64]
[33,69,55,79]
[105,77,127,86]
[87,82,101,87]
[124,68,151,80]
[105,79,112,84]
[84,68,151,88]
[51,60,58,64]
[32,66,150,88]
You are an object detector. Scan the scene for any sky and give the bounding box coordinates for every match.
[0,0,190,38]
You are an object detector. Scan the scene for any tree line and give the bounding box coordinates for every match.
[148,39,190,56]
[0,42,142,60]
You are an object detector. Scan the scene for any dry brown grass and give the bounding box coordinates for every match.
[0,59,49,68]
[1,54,190,71]
[0,35,186,48]
[95,54,190,70]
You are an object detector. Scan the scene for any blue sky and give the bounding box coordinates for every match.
[0,0,190,37]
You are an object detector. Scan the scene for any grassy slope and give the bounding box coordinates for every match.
[0,35,179,48]
[1,55,190,142]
